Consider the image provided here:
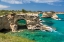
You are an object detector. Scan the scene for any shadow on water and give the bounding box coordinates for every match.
[41,18,54,26]
[17,25,27,30]
[57,14,64,21]
[60,18,64,21]
[16,19,27,30]
[43,21,54,26]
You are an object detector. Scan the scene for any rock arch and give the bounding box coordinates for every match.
[0,13,39,32]
[15,19,27,30]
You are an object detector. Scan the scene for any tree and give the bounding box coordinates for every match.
[21,9,27,13]
[28,10,32,13]
[44,11,48,14]
[50,11,55,13]
[37,11,42,12]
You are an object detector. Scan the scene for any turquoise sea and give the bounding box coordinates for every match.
[9,14,64,42]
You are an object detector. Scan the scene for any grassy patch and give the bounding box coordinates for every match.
[0,33,35,42]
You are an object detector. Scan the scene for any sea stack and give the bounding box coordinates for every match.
[42,11,58,19]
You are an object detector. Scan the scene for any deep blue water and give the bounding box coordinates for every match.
[9,14,64,42]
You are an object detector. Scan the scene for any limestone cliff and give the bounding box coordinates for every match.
[42,12,58,19]
[51,14,58,19]
[42,12,53,18]
[0,13,39,32]
[0,15,10,30]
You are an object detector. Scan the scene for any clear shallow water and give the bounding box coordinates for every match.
[9,14,64,42]
[9,30,64,42]
[17,19,26,25]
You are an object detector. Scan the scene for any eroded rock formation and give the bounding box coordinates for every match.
[0,13,39,32]
[0,13,56,32]
[42,12,58,19]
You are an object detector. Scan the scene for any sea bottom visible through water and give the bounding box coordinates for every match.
[8,14,64,42]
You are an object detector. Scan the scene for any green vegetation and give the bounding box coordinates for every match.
[22,9,28,13]
[50,11,55,13]
[0,9,32,16]
[0,9,42,15]
[0,33,35,42]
